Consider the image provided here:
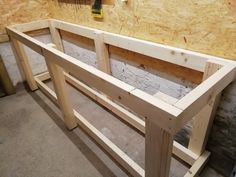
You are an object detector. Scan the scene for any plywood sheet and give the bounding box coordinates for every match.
[1,0,235,60]
[48,0,236,60]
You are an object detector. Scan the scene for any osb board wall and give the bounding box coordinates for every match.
[48,0,236,60]
[0,0,51,41]
[0,0,235,59]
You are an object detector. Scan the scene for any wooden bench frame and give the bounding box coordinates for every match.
[6,19,236,177]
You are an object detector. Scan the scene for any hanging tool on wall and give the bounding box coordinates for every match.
[91,0,103,18]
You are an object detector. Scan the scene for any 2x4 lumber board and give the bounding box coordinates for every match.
[35,77,57,104]
[25,28,50,37]
[45,59,77,130]
[94,31,111,74]
[34,77,144,177]
[11,19,49,33]
[52,20,96,39]
[175,63,236,129]
[172,141,198,165]
[35,71,198,165]
[60,30,95,51]
[109,46,203,84]
[41,47,181,134]
[6,27,44,55]
[49,21,64,52]
[188,62,222,155]
[10,37,38,91]
[103,32,205,72]
[145,119,174,177]
[0,28,50,43]
[184,151,210,177]
[153,91,178,105]
[35,71,51,82]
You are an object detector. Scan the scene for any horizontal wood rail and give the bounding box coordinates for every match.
[6,19,236,177]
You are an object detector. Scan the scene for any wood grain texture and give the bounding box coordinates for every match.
[188,62,222,155]
[94,31,111,74]
[45,59,77,130]
[10,37,38,91]
[0,0,51,42]
[145,119,174,177]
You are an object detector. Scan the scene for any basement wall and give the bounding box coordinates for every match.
[0,35,51,85]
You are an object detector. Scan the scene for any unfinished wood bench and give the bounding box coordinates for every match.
[6,19,236,177]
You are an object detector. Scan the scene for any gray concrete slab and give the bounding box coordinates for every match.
[0,85,224,177]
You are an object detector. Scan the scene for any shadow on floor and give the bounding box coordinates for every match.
[29,90,118,177]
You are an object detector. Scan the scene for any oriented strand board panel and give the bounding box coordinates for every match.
[0,0,51,42]
[48,0,236,60]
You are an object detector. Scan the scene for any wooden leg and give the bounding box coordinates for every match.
[145,119,174,177]
[188,61,222,155]
[10,38,38,91]
[45,59,77,130]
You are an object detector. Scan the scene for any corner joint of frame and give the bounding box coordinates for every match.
[170,108,185,135]
[166,112,183,135]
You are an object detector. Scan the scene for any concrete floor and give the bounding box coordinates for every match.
[0,84,224,177]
